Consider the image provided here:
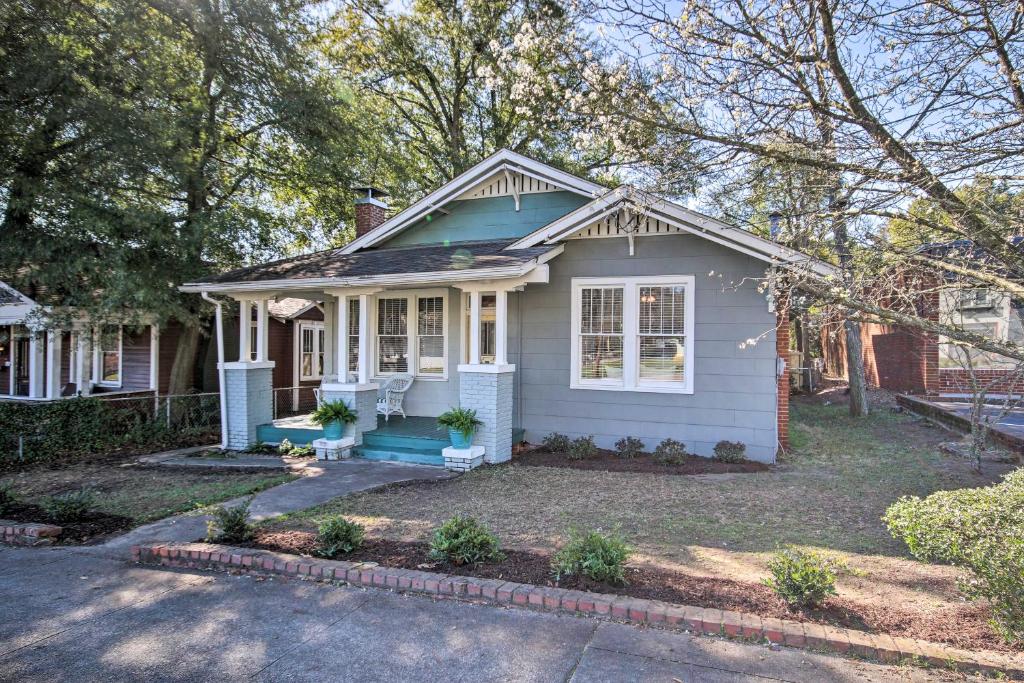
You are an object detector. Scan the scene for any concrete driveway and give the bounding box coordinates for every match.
[0,546,963,682]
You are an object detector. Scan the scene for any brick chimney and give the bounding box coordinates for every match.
[354,186,389,238]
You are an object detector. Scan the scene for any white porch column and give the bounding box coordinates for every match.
[336,295,349,383]
[74,330,91,395]
[255,299,268,362]
[357,293,371,384]
[28,330,44,398]
[7,325,14,396]
[322,298,336,380]
[90,327,101,385]
[238,299,250,362]
[45,330,62,399]
[149,325,160,391]
[494,289,508,365]
[468,290,481,365]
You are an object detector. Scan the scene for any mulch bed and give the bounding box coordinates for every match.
[1,502,134,544]
[245,529,1013,654]
[512,449,771,475]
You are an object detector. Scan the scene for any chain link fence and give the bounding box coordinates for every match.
[271,386,319,420]
[0,392,220,465]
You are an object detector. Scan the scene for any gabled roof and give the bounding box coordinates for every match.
[268,298,321,320]
[181,240,561,292]
[0,281,34,307]
[508,187,840,279]
[341,149,606,254]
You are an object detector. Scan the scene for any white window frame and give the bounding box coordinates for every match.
[372,289,448,380]
[570,275,695,394]
[459,291,499,364]
[95,325,123,388]
[297,321,325,381]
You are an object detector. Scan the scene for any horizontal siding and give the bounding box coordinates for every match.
[122,327,152,391]
[518,234,779,462]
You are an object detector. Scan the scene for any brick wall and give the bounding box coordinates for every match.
[459,369,513,463]
[776,301,790,450]
[223,364,274,450]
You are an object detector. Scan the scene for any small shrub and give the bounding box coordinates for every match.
[552,528,631,585]
[653,438,687,464]
[429,515,504,565]
[314,517,365,558]
[614,436,644,459]
[310,399,358,427]
[436,407,482,438]
[884,468,1024,643]
[42,489,96,524]
[568,435,597,460]
[542,432,571,453]
[763,547,838,608]
[277,438,293,454]
[0,483,16,514]
[246,441,276,455]
[288,445,314,458]
[713,440,747,463]
[206,499,254,543]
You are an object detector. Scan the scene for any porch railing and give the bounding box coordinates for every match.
[271,385,319,420]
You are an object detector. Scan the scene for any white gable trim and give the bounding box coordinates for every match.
[508,188,840,279]
[341,150,605,254]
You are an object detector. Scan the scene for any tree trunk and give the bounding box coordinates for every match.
[167,323,201,394]
[844,319,869,417]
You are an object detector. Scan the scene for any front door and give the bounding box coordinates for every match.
[14,337,29,395]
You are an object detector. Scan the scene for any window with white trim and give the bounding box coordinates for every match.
[377,297,409,373]
[347,298,359,374]
[98,325,122,386]
[571,276,694,393]
[461,293,497,363]
[418,296,445,374]
[299,322,325,380]
[375,291,447,378]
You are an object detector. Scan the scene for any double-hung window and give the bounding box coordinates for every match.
[299,322,325,380]
[571,276,694,393]
[98,325,122,386]
[347,298,360,375]
[375,291,447,378]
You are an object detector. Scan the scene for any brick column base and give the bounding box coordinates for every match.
[458,364,514,464]
[320,382,379,446]
[220,361,274,450]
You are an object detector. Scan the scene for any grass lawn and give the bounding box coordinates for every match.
[266,394,1021,650]
[1,458,296,526]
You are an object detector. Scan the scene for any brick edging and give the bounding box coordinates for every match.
[133,542,1022,678]
[0,519,62,546]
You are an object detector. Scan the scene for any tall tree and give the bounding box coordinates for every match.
[324,0,624,198]
[562,0,1024,387]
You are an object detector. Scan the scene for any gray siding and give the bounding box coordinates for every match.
[517,235,779,462]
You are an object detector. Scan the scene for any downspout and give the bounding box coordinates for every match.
[202,292,229,449]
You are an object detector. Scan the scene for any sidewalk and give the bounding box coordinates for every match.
[0,545,967,682]
[94,459,453,555]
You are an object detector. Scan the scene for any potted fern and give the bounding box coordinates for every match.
[437,407,482,449]
[310,399,358,440]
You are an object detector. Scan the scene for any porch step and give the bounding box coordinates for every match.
[353,445,445,467]
[256,424,323,446]
[361,432,448,453]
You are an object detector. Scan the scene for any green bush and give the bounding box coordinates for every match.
[713,440,747,463]
[763,547,837,608]
[42,489,96,524]
[653,438,687,464]
[542,433,571,453]
[552,528,631,585]
[314,517,365,558]
[206,499,255,543]
[884,468,1024,643]
[436,407,482,438]
[429,516,504,565]
[246,441,277,455]
[614,436,644,459]
[0,483,17,514]
[310,400,358,427]
[568,436,597,460]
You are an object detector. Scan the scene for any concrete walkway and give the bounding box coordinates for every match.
[0,546,963,682]
[94,460,453,555]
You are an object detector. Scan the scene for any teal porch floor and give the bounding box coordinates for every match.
[256,415,524,467]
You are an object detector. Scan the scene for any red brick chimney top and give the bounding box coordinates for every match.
[354,186,389,238]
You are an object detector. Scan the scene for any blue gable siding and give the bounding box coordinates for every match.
[381,191,591,247]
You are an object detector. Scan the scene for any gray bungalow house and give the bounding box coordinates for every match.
[182,151,835,465]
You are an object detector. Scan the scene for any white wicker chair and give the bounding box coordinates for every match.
[377,373,413,421]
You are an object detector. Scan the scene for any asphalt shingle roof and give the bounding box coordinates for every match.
[0,282,27,305]
[268,297,318,319]
[196,240,558,285]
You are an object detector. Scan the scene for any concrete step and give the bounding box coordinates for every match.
[353,445,445,467]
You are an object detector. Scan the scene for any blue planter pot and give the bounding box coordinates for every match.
[448,429,473,449]
[322,420,344,440]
